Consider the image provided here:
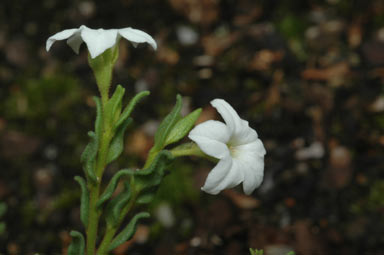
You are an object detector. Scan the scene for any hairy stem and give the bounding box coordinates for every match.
[97,189,139,255]
[86,104,112,255]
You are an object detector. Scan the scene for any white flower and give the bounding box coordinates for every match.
[188,99,266,195]
[46,25,157,58]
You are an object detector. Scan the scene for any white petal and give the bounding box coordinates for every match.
[211,99,259,146]
[189,135,229,159]
[234,140,265,194]
[46,28,79,52]
[189,120,230,159]
[215,159,244,191]
[118,28,157,50]
[231,120,259,145]
[242,158,264,195]
[201,156,232,194]
[189,120,230,143]
[67,32,84,54]
[211,99,239,135]
[235,138,266,157]
[80,27,118,58]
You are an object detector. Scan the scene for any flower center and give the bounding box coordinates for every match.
[228,144,239,158]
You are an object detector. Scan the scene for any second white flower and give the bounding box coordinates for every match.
[188,99,266,195]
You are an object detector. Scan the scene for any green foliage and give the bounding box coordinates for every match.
[146,95,201,169]
[80,96,103,183]
[249,248,263,255]
[80,131,98,183]
[97,169,135,209]
[74,176,89,228]
[81,95,110,182]
[153,94,183,151]
[117,90,150,131]
[106,117,132,164]
[67,231,85,255]
[105,181,132,227]
[135,150,174,204]
[108,212,150,251]
[104,85,125,128]
[164,108,202,146]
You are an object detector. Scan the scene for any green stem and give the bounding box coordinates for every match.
[86,183,100,255]
[143,147,159,169]
[97,188,139,255]
[170,142,218,162]
[84,45,120,255]
[97,143,162,254]
[86,109,112,255]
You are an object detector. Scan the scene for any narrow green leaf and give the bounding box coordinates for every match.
[136,191,155,204]
[74,176,89,227]
[164,108,202,146]
[135,150,173,187]
[80,97,102,183]
[67,231,85,255]
[108,212,150,251]
[105,181,132,226]
[84,159,97,183]
[153,95,183,150]
[135,150,174,204]
[105,85,125,126]
[80,132,97,163]
[117,91,150,129]
[106,118,132,164]
[96,169,135,209]
[80,131,98,183]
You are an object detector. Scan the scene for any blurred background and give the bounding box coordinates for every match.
[1,0,384,254]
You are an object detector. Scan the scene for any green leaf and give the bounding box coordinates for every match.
[74,176,89,227]
[117,91,150,130]
[164,108,202,146]
[136,191,155,204]
[105,85,125,127]
[135,150,174,204]
[135,151,173,188]
[97,169,135,209]
[67,231,85,255]
[105,181,132,226]
[106,118,132,164]
[108,212,150,251]
[153,95,183,150]
[80,97,102,183]
[80,131,98,183]
[249,248,263,255]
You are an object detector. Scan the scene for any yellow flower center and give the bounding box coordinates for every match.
[228,144,239,158]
